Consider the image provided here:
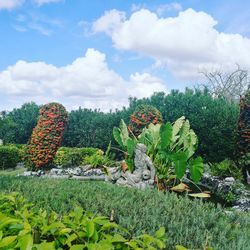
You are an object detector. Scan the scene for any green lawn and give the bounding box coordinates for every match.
[0,175,249,250]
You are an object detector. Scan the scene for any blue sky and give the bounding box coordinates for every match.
[0,0,250,111]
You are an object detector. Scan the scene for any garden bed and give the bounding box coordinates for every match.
[0,175,249,250]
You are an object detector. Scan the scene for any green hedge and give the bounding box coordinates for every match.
[0,146,21,169]
[0,176,249,249]
[53,147,99,168]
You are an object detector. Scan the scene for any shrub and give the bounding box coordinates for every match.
[210,159,243,181]
[0,176,249,249]
[0,192,167,249]
[128,104,163,136]
[0,146,20,169]
[26,103,68,169]
[238,90,250,157]
[54,147,99,168]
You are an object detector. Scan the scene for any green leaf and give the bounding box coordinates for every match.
[35,241,55,250]
[86,221,95,238]
[189,156,203,183]
[155,227,165,238]
[127,138,136,157]
[172,152,188,180]
[0,231,2,240]
[120,119,129,146]
[66,233,78,247]
[175,245,188,250]
[18,234,33,250]
[172,116,185,142]
[0,236,17,248]
[160,122,172,148]
[70,245,85,250]
[113,127,123,147]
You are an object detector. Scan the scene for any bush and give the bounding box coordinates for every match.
[128,104,163,136]
[26,103,68,169]
[0,146,20,169]
[0,176,249,249]
[54,147,99,168]
[0,192,167,249]
[210,159,243,181]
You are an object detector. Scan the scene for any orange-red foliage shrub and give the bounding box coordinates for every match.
[26,103,68,169]
[128,104,163,136]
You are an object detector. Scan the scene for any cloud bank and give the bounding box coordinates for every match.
[93,8,250,79]
[0,49,167,111]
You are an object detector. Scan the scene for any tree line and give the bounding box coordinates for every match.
[0,88,240,163]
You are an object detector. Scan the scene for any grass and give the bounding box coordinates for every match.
[0,167,26,176]
[0,175,249,250]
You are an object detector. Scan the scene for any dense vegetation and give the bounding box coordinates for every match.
[0,89,239,162]
[0,176,249,250]
[0,192,166,250]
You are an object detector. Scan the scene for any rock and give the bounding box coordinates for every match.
[0,139,3,145]
[50,168,64,175]
[23,171,32,176]
[224,177,235,184]
[107,144,156,189]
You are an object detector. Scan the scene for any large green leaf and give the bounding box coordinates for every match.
[171,152,188,180]
[172,116,185,142]
[189,156,203,183]
[86,221,95,238]
[160,122,172,149]
[0,236,17,248]
[127,138,136,157]
[18,234,33,250]
[147,123,161,146]
[113,127,123,147]
[119,119,129,146]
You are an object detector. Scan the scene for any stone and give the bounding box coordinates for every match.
[23,171,32,176]
[107,143,156,189]
[50,168,64,175]
[0,139,3,145]
[224,177,235,184]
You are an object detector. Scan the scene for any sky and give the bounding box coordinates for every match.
[0,0,250,111]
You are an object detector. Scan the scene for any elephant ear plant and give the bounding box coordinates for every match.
[113,116,204,188]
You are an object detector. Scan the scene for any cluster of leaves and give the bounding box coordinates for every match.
[26,103,68,169]
[0,192,167,250]
[210,159,243,181]
[113,117,203,184]
[0,146,21,169]
[128,104,163,137]
[237,90,250,157]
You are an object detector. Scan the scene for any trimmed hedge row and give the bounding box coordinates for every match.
[0,176,249,250]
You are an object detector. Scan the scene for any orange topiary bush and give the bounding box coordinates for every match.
[128,104,163,136]
[26,103,68,169]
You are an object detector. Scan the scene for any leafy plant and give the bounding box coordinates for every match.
[0,146,21,169]
[25,103,68,169]
[114,117,204,184]
[0,192,167,249]
[210,159,243,181]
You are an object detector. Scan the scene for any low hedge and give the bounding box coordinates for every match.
[53,147,99,168]
[0,176,249,249]
[0,146,21,169]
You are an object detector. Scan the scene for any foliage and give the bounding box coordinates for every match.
[237,90,250,158]
[0,89,240,163]
[54,147,98,168]
[0,176,249,250]
[128,104,163,136]
[210,159,243,181]
[26,103,68,169]
[0,102,39,144]
[0,146,21,169]
[113,117,204,183]
[0,192,166,250]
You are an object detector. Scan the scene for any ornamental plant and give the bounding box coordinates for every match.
[128,104,163,136]
[26,103,68,169]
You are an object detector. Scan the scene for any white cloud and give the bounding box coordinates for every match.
[0,0,24,10]
[32,0,62,6]
[156,2,182,16]
[93,8,250,79]
[0,49,167,111]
